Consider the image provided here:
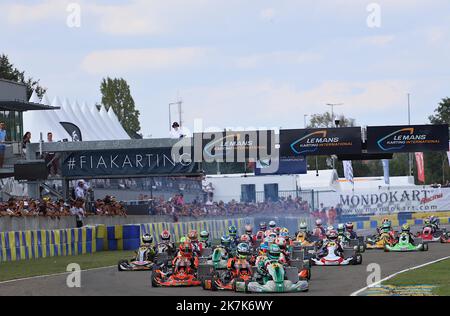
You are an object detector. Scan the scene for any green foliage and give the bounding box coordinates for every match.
[308,112,355,128]
[429,97,450,124]
[100,77,141,137]
[0,54,46,99]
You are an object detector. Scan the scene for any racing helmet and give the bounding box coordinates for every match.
[200,230,209,241]
[269,221,277,229]
[264,235,275,244]
[327,230,338,240]
[264,230,273,238]
[179,241,193,255]
[268,244,281,260]
[401,224,410,233]
[240,234,250,243]
[237,243,250,259]
[221,235,232,247]
[142,234,153,244]
[280,231,289,241]
[275,237,286,249]
[188,230,198,241]
[259,222,267,231]
[256,231,265,241]
[430,216,439,225]
[179,237,187,243]
[337,223,345,234]
[160,230,171,241]
[424,219,431,226]
[299,222,308,232]
[228,225,237,238]
[381,221,391,233]
[259,243,269,255]
[382,217,389,223]
[245,224,253,234]
[315,219,322,226]
[345,222,354,231]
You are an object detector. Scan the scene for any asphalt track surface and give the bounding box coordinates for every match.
[1,226,449,296]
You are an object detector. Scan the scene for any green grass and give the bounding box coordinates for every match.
[0,250,135,282]
[384,259,450,295]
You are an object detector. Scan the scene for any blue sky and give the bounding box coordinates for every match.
[0,0,449,138]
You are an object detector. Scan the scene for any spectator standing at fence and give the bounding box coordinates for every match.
[22,132,31,155]
[170,122,185,139]
[0,122,6,168]
[75,180,89,199]
[335,203,343,223]
[45,132,59,176]
[70,198,86,228]
[327,206,337,226]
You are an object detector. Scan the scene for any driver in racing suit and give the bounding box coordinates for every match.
[199,230,212,249]
[398,224,415,243]
[138,234,157,261]
[188,230,202,256]
[344,222,358,239]
[255,244,287,283]
[313,219,326,238]
[155,230,176,257]
[317,230,344,258]
[171,241,198,275]
[224,243,252,282]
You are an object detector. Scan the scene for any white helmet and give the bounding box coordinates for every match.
[142,234,153,244]
[315,219,322,226]
[299,222,308,231]
[269,220,277,228]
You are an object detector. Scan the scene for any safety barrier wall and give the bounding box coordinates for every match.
[342,211,450,230]
[0,225,105,262]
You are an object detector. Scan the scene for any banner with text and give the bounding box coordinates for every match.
[367,124,449,154]
[318,187,450,215]
[61,147,198,178]
[280,127,362,158]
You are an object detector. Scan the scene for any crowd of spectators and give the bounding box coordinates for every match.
[150,194,314,220]
[0,195,127,219]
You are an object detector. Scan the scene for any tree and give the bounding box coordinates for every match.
[426,97,450,184]
[100,77,141,137]
[0,54,46,99]
[308,112,356,128]
[429,97,450,124]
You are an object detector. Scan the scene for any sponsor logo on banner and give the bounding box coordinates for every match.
[319,188,450,215]
[280,127,362,157]
[367,124,449,153]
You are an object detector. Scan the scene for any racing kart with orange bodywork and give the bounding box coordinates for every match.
[151,256,201,287]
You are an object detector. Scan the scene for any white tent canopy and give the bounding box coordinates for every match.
[23,90,131,142]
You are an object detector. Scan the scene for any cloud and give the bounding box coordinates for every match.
[235,51,322,69]
[81,47,209,75]
[182,79,412,129]
[360,35,395,46]
[260,8,276,22]
[3,0,70,24]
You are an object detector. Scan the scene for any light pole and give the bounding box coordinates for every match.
[326,103,344,126]
[407,93,413,177]
[169,100,183,131]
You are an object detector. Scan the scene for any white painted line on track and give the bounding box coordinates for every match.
[350,255,450,296]
[0,265,116,285]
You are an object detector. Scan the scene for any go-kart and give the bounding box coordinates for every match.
[415,227,446,242]
[440,231,450,243]
[310,241,362,266]
[118,245,155,271]
[236,261,308,293]
[202,258,253,291]
[151,257,201,287]
[339,234,366,253]
[384,233,428,252]
[365,232,396,250]
[295,232,317,247]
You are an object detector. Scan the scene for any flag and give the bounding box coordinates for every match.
[60,122,82,141]
[415,152,425,183]
[382,159,390,185]
[447,141,450,167]
[343,160,354,183]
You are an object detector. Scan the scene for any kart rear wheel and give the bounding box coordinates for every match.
[151,274,160,288]
[423,243,429,251]
[118,260,128,271]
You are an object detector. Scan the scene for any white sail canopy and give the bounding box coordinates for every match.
[22,90,132,142]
